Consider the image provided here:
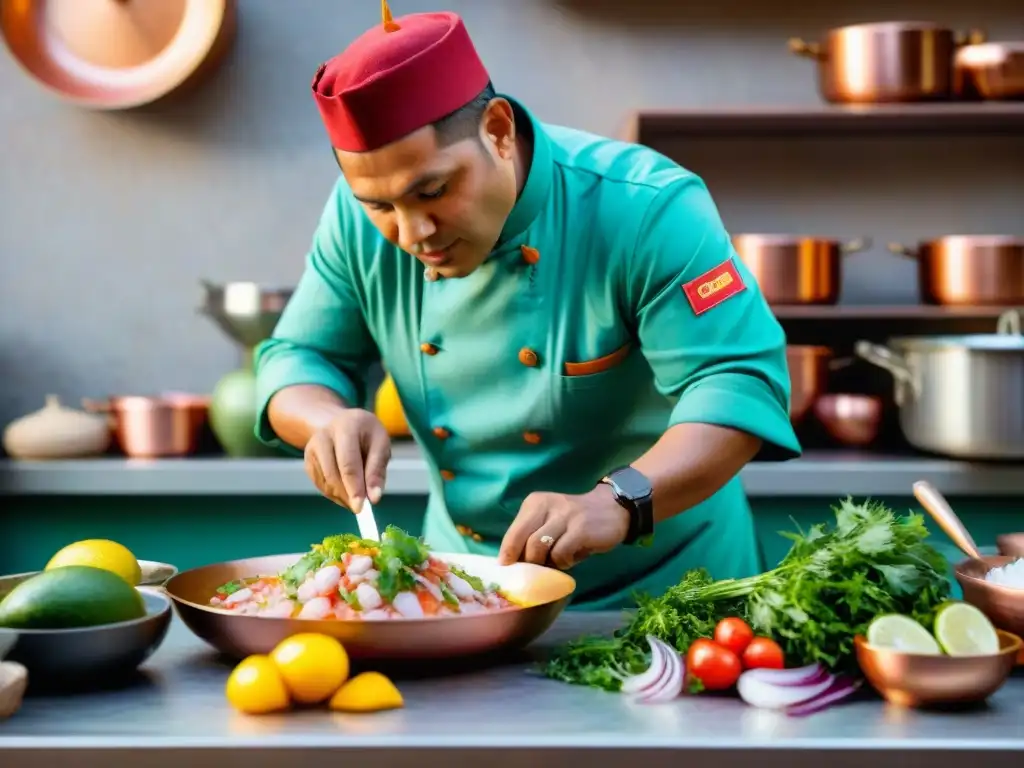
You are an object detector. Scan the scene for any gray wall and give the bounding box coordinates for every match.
[1,0,1022,427]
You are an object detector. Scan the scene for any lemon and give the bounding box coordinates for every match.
[329,671,404,713]
[225,655,291,715]
[46,540,142,587]
[270,633,349,704]
[866,613,942,654]
[934,601,1000,656]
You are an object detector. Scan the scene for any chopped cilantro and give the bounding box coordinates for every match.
[449,566,485,592]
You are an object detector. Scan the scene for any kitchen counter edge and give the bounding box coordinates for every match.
[1,446,1021,497]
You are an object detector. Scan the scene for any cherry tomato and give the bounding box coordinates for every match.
[686,639,742,691]
[742,637,785,670]
[713,617,754,657]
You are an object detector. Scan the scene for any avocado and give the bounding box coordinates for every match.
[0,565,147,629]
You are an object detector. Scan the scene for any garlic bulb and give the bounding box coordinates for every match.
[2,395,111,459]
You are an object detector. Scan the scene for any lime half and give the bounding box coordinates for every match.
[934,602,1000,656]
[867,613,942,654]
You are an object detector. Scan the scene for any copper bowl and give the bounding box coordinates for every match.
[813,393,883,447]
[0,0,236,110]
[955,555,1024,639]
[786,345,833,426]
[997,534,1024,559]
[84,395,207,458]
[161,552,576,662]
[955,42,1024,100]
[855,630,1021,708]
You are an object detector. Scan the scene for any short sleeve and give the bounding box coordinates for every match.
[628,175,801,461]
[252,182,380,452]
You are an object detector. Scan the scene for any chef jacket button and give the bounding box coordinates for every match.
[424,267,440,282]
[432,426,451,440]
[523,431,542,445]
[521,245,540,265]
[518,347,539,367]
[455,524,483,542]
[420,342,439,356]
[440,469,456,481]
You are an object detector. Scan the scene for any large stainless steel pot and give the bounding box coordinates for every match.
[788,22,985,104]
[855,310,1024,460]
[733,235,870,305]
[889,236,1024,306]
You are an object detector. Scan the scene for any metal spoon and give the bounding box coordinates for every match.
[912,480,983,560]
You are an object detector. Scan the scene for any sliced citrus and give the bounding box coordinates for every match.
[934,602,1000,656]
[328,671,404,713]
[866,613,941,654]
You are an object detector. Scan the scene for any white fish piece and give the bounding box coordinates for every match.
[392,591,424,619]
[347,555,373,576]
[261,600,295,618]
[296,580,319,603]
[297,596,332,619]
[223,588,253,606]
[445,572,476,600]
[314,565,342,593]
[355,583,383,611]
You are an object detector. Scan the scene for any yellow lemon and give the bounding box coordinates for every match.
[329,671,404,713]
[225,655,291,715]
[374,374,410,437]
[46,539,142,586]
[270,633,349,704]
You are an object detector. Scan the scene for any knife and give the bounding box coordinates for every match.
[355,497,380,542]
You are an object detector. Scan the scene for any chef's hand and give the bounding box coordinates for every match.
[304,408,391,513]
[497,485,630,570]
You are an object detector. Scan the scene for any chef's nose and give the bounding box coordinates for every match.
[397,210,437,253]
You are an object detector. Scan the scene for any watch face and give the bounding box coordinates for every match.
[611,467,652,499]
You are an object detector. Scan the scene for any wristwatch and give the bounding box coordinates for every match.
[600,466,655,546]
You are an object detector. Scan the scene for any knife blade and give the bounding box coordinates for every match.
[355,497,380,542]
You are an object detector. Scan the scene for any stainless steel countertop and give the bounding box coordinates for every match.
[2,446,1023,497]
[2,613,1023,768]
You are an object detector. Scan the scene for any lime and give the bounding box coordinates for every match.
[866,613,942,654]
[934,602,1000,656]
[46,539,142,587]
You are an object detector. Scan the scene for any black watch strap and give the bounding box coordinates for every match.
[600,465,654,546]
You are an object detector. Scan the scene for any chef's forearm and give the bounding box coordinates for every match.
[266,385,351,450]
[630,422,762,523]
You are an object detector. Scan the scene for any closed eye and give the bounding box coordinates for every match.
[419,185,447,200]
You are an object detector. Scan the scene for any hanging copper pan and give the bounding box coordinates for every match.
[0,0,236,110]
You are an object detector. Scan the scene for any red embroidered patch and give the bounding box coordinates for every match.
[681,258,747,316]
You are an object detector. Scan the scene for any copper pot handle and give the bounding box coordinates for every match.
[854,341,920,405]
[887,242,918,257]
[787,38,823,60]
[81,398,118,430]
[954,29,987,47]
[998,310,1022,336]
[840,237,872,255]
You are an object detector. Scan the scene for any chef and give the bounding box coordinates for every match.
[254,2,802,609]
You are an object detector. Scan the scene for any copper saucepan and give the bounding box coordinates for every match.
[0,0,237,110]
[789,21,986,104]
[955,42,1024,100]
[733,235,870,305]
[786,345,833,427]
[84,394,210,458]
[888,236,1024,306]
[161,552,576,661]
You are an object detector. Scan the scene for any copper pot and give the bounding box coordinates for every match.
[84,395,207,458]
[789,22,985,104]
[786,346,833,426]
[813,394,884,448]
[889,236,1024,306]
[955,42,1024,100]
[733,235,870,305]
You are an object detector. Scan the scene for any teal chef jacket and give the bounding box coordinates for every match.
[253,96,802,610]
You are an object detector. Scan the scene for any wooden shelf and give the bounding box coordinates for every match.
[624,103,1024,142]
[770,305,1021,321]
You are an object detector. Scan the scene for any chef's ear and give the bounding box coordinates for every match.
[480,98,516,159]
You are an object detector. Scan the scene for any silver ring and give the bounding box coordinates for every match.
[539,534,555,546]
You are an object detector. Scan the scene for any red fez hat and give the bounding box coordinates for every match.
[312,1,491,151]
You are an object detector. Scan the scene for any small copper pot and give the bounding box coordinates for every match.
[889,236,1024,306]
[84,395,208,458]
[955,42,1024,100]
[786,346,833,426]
[789,22,985,104]
[813,394,884,448]
[733,235,870,305]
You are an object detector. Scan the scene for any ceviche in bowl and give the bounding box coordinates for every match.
[211,526,514,620]
[162,527,576,660]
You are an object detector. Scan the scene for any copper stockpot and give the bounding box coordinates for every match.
[789,22,985,104]
[786,346,833,426]
[84,394,209,458]
[733,235,870,305]
[888,236,1024,306]
[955,42,1024,100]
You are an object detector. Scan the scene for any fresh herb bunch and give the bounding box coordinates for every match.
[543,498,951,690]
